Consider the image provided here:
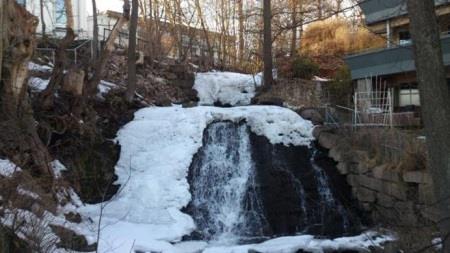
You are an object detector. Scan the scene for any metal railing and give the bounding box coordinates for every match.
[35,39,93,65]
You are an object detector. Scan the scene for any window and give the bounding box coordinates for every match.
[399,88,420,107]
[16,0,26,6]
[55,0,67,26]
[399,30,412,45]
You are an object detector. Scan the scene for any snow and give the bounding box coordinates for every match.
[28,62,53,72]
[203,231,396,253]
[28,77,49,91]
[193,72,262,106]
[52,160,68,179]
[76,105,314,253]
[0,159,22,177]
[97,80,119,99]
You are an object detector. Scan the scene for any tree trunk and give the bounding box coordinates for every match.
[40,0,45,36]
[195,0,214,67]
[1,1,53,177]
[290,0,298,56]
[263,0,273,88]
[125,0,138,103]
[64,0,74,31]
[92,0,98,61]
[407,0,450,251]
[237,0,244,63]
[86,1,130,96]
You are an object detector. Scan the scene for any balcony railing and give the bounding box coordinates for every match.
[345,33,450,80]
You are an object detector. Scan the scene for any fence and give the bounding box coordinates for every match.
[35,39,93,66]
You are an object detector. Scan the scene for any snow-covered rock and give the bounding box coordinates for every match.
[0,159,21,177]
[193,72,261,106]
[78,105,314,253]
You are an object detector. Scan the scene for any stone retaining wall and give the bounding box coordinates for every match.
[313,127,439,228]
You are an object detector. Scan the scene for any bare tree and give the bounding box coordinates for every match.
[125,0,138,103]
[92,0,99,61]
[39,0,46,36]
[63,0,74,31]
[87,0,130,96]
[263,0,273,87]
[237,0,244,63]
[407,0,450,251]
[1,1,53,177]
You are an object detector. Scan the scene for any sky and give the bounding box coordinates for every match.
[86,0,123,15]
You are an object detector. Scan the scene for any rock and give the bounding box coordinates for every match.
[353,187,376,202]
[253,96,284,106]
[317,131,339,150]
[403,170,433,184]
[50,225,97,252]
[393,201,417,224]
[328,147,342,162]
[376,192,395,208]
[418,184,436,205]
[420,206,441,223]
[299,108,324,125]
[372,165,400,182]
[355,162,369,174]
[64,212,82,224]
[62,68,85,96]
[336,162,349,175]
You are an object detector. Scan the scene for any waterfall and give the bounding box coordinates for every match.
[310,148,351,233]
[187,121,360,245]
[188,121,267,245]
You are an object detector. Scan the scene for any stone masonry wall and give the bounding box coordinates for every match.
[313,127,439,228]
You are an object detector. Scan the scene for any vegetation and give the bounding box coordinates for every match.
[301,18,386,57]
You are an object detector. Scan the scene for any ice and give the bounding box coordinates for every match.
[193,72,261,106]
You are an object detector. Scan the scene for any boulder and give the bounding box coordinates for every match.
[299,108,324,125]
[403,170,433,184]
[372,165,400,182]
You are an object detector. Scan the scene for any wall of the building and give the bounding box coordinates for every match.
[22,0,88,38]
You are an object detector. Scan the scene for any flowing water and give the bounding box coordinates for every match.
[188,121,358,245]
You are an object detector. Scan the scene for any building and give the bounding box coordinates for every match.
[88,10,236,66]
[16,0,88,38]
[344,0,450,126]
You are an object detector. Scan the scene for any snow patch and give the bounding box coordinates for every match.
[193,72,262,106]
[97,80,119,99]
[203,231,396,253]
[28,62,53,72]
[28,77,49,92]
[0,159,22,177]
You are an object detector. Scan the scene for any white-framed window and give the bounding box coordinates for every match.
[399,88,420,106]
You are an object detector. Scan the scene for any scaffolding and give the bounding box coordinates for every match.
[353,77,393,127]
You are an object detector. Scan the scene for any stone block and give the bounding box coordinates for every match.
[357,175,384,192]
[317,131,339,150]
[376,192,395,208]
[355,162,369,174]
[403,170,433,184]
[418,184,436,205]
[336,162,349,175]
[420,206,441,223]
[346,174,360,187]
[372,164,401,182]
[328,147,342,162]
[353,187,376,202]
[393,201,417,224]
[382,181,408,200]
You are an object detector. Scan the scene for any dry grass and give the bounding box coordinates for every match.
[341,127,427,171]
[301,18,386,57]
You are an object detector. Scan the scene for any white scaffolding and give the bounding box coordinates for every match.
[353,77,394,127]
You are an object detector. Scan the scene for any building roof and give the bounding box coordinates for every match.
[360,0,450,25]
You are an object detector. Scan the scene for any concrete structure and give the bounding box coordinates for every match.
[345,0,450,126]
[17,0,88,38]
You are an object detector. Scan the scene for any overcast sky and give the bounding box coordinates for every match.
[86,0,123,15]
